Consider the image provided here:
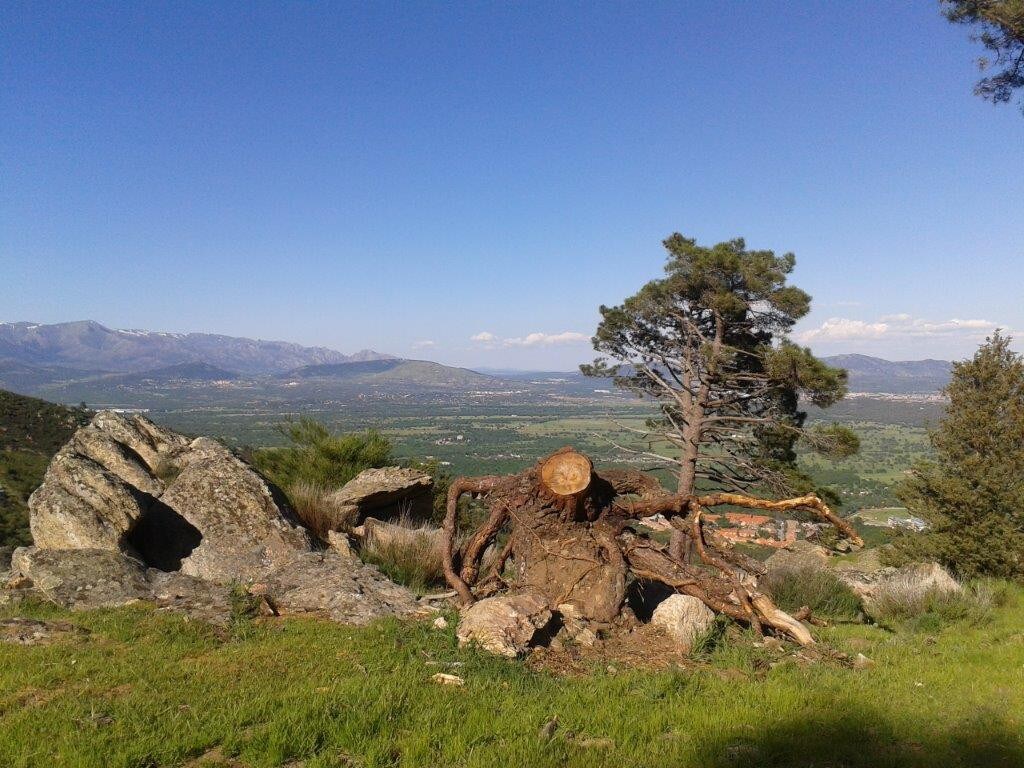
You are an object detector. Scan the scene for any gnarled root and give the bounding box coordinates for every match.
[442,448,855,649]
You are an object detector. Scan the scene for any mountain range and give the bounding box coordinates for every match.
[820,354,951,394]
[0,321,953,402]
[0,320,392,376]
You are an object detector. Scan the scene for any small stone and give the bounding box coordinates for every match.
[326,530,356,558]
[431,673,464,686]
[650,594,715,653]
[538,716,559,742]
[575,737,614,749]
[456,593,553,657]
[853,653,875,670]
[256,595,278,617]
[574,627,598,647]
[0,618,87,645]
[432,616,449,630]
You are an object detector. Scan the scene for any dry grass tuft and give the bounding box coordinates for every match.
[360,514,450,593]
[868,565,998,629]
[286,481,356,540]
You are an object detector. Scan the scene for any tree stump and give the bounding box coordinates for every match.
[443,447,862,646]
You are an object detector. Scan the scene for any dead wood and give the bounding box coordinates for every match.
[442,447,860,646]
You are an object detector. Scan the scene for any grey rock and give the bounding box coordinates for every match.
[67,424,164,496]
[326,529,357,558]
[147,570,234,625]
[835,567,899,601]
[28,453,149,550]
[89,410,188,471]
[163,437,312,582]
[896,561,961,594]
[28,412,314,583]
[10,546,150,609]
[252,551,424,625]
[650,594,715,653]
[765,540,830,574]
[326,467,433,524]
[16,412,438,629]
[556,601,599,647]
[0,588,34,608]
[456,593,553,657]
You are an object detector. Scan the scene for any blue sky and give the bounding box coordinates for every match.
[2,1,1021,369]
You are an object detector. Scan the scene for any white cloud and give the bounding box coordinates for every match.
[470,331,497,343]
[503,331,589,347]
[411,340,436,349]
[799,318,889,342]
[798,314,999,344]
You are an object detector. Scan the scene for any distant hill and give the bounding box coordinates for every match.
[280,359,498,388]
[0,359,109,391]
[0,321,395,378]
[823,354,952,394]
[92,362,241,386]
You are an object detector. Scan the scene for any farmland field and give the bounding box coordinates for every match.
[152,401,934,514]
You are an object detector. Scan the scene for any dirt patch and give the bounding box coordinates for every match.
[526,624,701,675]
[0,618,88,645]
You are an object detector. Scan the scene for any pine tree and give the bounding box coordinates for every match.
[893,332,1024,578]
[581,234,856,498]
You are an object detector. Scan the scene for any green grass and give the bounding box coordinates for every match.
[761,565,864,621]
[1,586,1023,767]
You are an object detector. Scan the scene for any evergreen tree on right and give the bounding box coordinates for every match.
[890,331,1024,578]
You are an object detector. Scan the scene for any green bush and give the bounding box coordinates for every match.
[761,565,862,621]
[253,418,391,492]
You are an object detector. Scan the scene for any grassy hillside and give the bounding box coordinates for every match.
[0,389,90,453]
[0,586,1021,767]
[0,389,90,545]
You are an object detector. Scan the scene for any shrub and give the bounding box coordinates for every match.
[285,480,357,540]
[359,514,450,594]
[761,564,862,622]
[253,418,391,492]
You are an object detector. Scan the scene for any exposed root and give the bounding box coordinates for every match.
[442,447,858,648]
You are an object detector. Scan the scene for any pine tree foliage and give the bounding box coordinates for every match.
[582,234,857,497]
[893,331,1024,578]
[943,0,1024,113]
